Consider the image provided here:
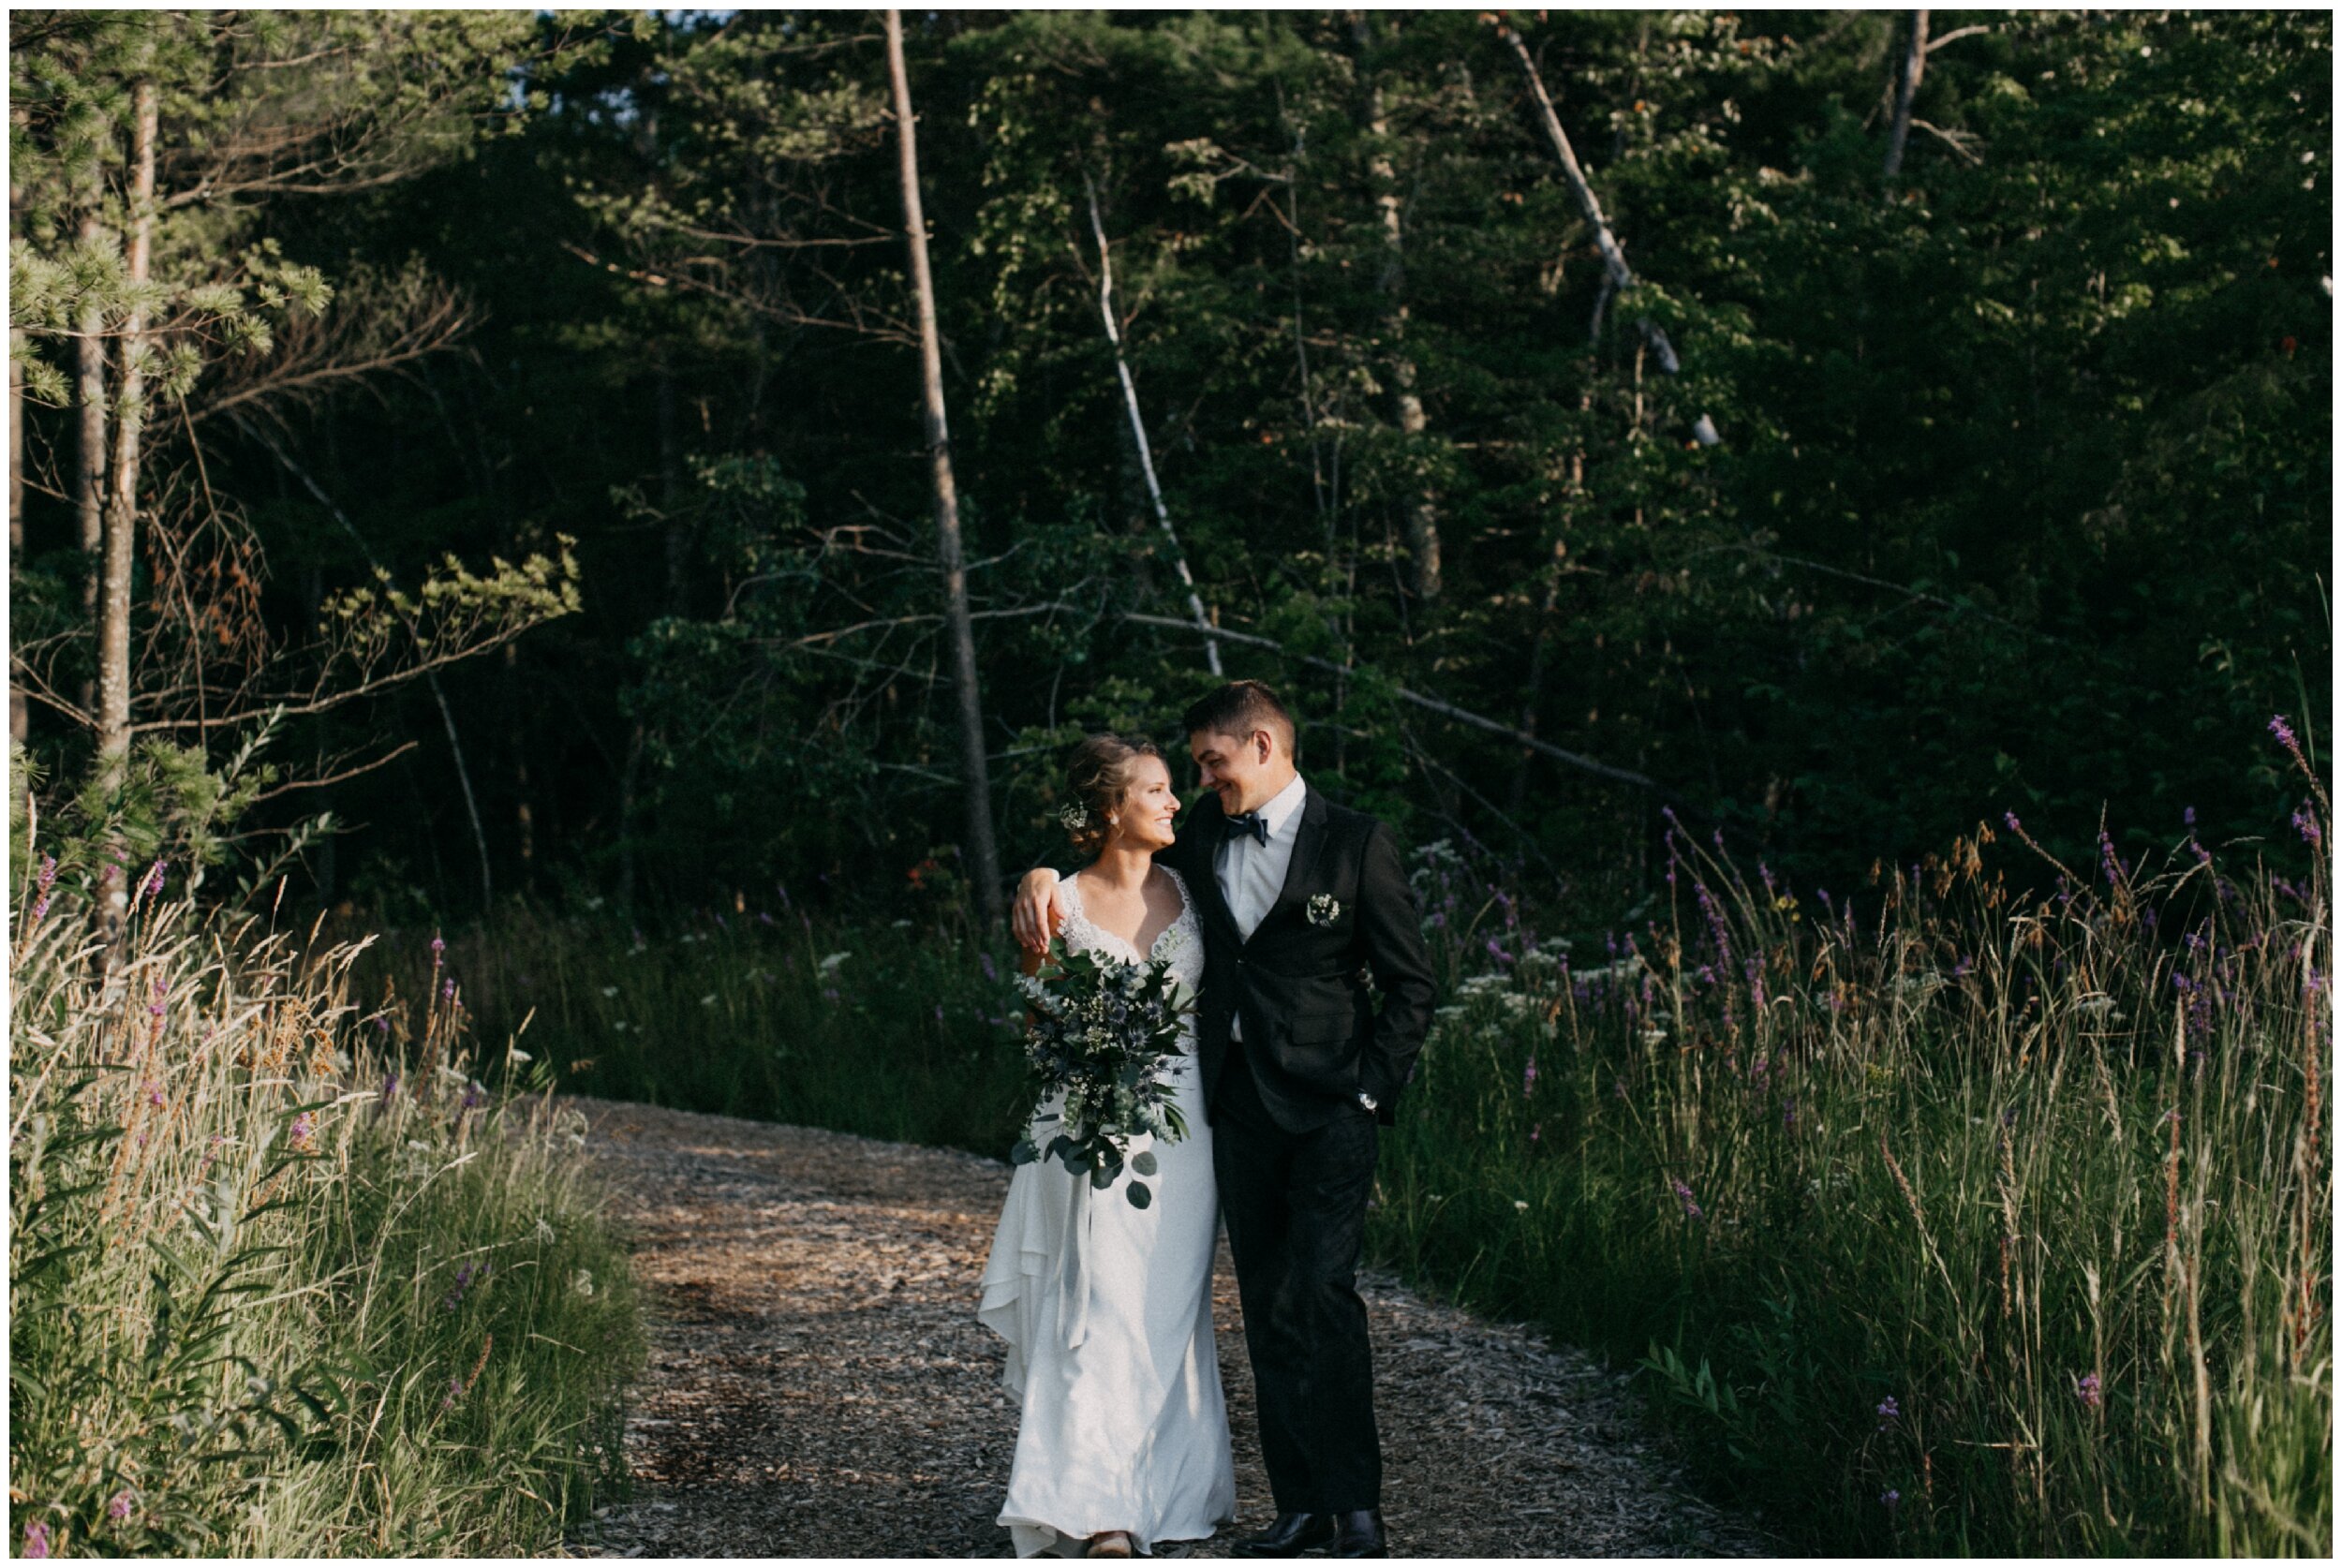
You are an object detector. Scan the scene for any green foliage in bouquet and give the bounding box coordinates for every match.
[1008,936,1196,1208]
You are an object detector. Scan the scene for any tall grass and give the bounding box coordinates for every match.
[1374,732,2331,1554]
[8,857,644,1557]
[358,902,1030,1158]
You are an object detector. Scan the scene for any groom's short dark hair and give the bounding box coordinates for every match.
[1182,680,1297,758]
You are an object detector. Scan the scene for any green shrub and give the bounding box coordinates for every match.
[360,900,1030,1158]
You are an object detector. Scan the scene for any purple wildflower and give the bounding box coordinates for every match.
[2075,1371,2102,1410]
[460,1082,484,1114]
[2269,714,2299,750]
[443,1261,489,1312]
[980,952,998,984]
[290,1112,317,1154]
[1487,936,1513,966]
[1876,1395,1901,1430]
[1523,1057,1539,1097]
[1782,1096,1798,1132]
[143,860,167,898]
[1880,1489,1900,1511]
[2183,805,2197,828]
[382,1072,400,1104]
[1670,1179,1704,1223]
[1529,1122,1541,1145]
[2004,811,2022,834]
[2292,804,2322,846]
[36,854,56,891]
[107,1490,135,1524]
[430,934,446,969]
[441,977,457,1003]
[23,1520,50,1558]
[149,977,168,1018]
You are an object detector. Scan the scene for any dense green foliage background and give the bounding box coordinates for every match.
[11,9,2329,924]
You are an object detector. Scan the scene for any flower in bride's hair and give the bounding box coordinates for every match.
[1058,800,1089,830]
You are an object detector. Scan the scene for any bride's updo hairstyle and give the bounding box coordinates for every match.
[1060,733,1164,855]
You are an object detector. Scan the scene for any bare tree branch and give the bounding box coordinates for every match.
[1119,612,1661,791]
[1082,172,1221,675]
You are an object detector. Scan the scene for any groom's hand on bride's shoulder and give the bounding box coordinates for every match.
[1012,867,1067,952]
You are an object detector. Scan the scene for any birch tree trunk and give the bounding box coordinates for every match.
[97,80,156,800]
[1497,22,1721,447]
[8,325,23,747]
[1083,176,1220,675]
[1883,10,1930,180]
[1353,12,1441,599]
[94,79,156,944]
[7,169,23,746]
[75,209,109,720]
[885,9,1003,927]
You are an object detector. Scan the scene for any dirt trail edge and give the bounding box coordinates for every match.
[560,1100,1767,1559]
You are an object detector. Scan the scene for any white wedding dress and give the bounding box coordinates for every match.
[977,866,1236,1557]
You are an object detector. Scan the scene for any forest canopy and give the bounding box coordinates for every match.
[9,8,2330,925]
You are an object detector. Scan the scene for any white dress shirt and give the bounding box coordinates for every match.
[1215,774,1307,1041]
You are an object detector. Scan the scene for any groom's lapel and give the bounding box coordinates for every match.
[1253,786,1329,944]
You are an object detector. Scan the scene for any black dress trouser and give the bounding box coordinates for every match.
[1211,1055,1383,1516]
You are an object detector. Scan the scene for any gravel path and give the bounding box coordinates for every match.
[560,1100,1765,1559]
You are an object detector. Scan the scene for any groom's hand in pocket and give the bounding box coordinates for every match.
[1012,867,1068,954]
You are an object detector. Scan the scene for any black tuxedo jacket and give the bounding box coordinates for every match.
[1163,787,1436,1132]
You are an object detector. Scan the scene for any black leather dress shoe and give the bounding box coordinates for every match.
[1232,1512,1336,1557]
[1328,1510,1388,1558]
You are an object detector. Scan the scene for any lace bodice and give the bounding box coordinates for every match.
[1059,865,1205,998]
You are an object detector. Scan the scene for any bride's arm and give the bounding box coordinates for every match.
[1011,866,1071,954]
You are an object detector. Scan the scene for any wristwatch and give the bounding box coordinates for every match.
[1355,1090,1379,1113]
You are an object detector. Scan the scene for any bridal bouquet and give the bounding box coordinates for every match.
[1008,938,1195,1208]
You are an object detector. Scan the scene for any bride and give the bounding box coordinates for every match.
[978,734,1236,1558]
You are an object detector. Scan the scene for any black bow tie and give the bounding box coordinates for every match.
[1223,811,1270,846]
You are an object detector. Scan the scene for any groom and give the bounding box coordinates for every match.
[1014,680,1436,1559]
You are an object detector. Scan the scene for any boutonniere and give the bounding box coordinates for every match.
[1308,894,1341,926]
